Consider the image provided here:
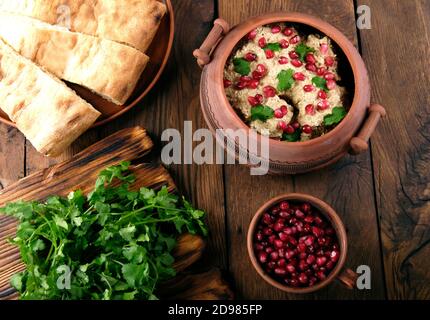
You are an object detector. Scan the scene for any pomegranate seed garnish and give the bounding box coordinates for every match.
[286,264,296,273]
[316,256,327,266]
[259,252,268,263]
[265,49,275,59]
[279,211,290,219]
[326,79,336,90]
[324,72,335,80]
[289,51,299,59]
[252,71,263,80]
[305,63,317,72]
[271,25,281,33]
[283,27,293,36]
[317,90,327,99]
[317,271,326,280]
[256,64,267,74]
[274,109,284,118]
[306,254,316,265]
[247,29,257,40]
[285,249,296,259]
[258,37,267,48]
[317,67,326,76]
[277,121,287,131]
[244,52,257,62]
[235,81,247,90]
[291,59,303,67]
[314,216,324,225]
[248,96,258,106]
[275,268,287,276]
[240,75,252,83]
[312,226,324,237]
[304,236,314,246]
[305,53,316,64]
[297,243,307,252]
[278,258,286,267]
[305,104,315,115]
[325,56,334,67]
[326,261,335,270]
[278,56,288,64]
[290,35,300,44]
[295,209,305,219]
[279,39,289,48]
[293,72,305,81]
[280,105,289,115]
[303,84,315,92]
[274,239,284,248]
[255,94,264,104]
[266,246,274,253]
[317,100,330,111]
[292,121,300,129]
[247,79,259,89]
[284,124,295,134]
[320,43,329,54]
[279,232,289,241]
[263,85,277,98]
[301,203,311,212]
[223,79,232,88]
[330,250,340,262]
[302,125,313,134]
[271,251,279,260]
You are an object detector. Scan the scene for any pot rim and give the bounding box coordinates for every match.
[247,193,348,294]
[212,12,369,147]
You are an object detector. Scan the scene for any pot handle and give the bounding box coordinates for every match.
[193,18,230,68]
[336,268,358,289]
[349,104,386,155]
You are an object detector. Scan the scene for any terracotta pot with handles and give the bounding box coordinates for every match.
[194,13,386,175]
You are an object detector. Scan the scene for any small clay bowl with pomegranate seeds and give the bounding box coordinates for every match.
[247,193,357,293]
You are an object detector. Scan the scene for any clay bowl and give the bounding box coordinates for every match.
[0,0,175,129]
[247,193,357,294]
[194,13,386,175]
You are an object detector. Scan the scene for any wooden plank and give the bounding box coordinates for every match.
[0,125,25,190]
[94,0,227,269]
[219,0,386,299]
[356,0,430,299]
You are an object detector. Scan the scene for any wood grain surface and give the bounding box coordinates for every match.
[0,0,428,300]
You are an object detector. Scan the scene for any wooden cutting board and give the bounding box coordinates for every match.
[0,127,233,300]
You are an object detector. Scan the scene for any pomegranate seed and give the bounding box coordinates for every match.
[316,256,327,266]
[279,232,289,241]
[304,216,314,224]
[303,84,315,92]
[293,72,305,81]
[247,29,257,40]
[265,49,275,59]
[263,228,273,236]
[318,237,328,246]
[326,79,336,90]
[248,96,258,106]
[305,63,317,72]
[325,227,335,236]
[325,56,334,67]
[274,109,284,119]
[317,90,327,99]
[297,243,307,253]
[263,86,277,98]
[258,37,267,48]
[295,209,305,219]
[316,271,326,280]
[286,264,296,273]
[285,249,296,259]
[278,258,286,267]
[289,51,299,59]
[252,71,263,80]
[320,43,329,54]
[279,39,289,48]
[304,236,314,246]
[314,216,324,225]
[317,67,326,76]
[270,251,279,260]
[291,59,303,67]
[279,201,289,211]
[265,246,274,253]
[301,203,311,212]
[240,75,252,83]
[259,252,268,263]
[263,213,273,224]
[290,279,299,287]
[305,104,315,115]
[292,121,300,129]
[283,27,293,36]
[267,261,276,269]
[271,25,281,33]
[290,35,300,44]
[223,79,232,88]
[252,94,263,105]
[278,248,285,258]
[284,124,295,134]
[326,261,335,270]
[247,79,259,89]
[274,268,286,276]
[330,250,340,262]
[279,211,290,219]
[298,273,308,284]
[302,125,312,134]
[305,53,316,64]
[312,226,324,237]
[256,64,267,74]
[244,53,256,62]
[273,222,284,232]
[235,81,247,90]
[324,72,335,80]
[278,56,288,64]
[255,243,264,251]
[277,121,287,131]
[317,100,330,111]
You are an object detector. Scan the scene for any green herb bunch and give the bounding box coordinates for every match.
[0,162,207,300]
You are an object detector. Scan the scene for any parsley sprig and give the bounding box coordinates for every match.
[1,162,207,300]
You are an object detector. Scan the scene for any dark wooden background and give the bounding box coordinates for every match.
[0,0,429,299]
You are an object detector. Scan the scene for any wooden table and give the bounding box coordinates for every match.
[0,0,428,300]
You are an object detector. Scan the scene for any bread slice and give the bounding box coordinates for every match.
[0,13,149,105]
[0,39,101,157]
[0,0,167,53]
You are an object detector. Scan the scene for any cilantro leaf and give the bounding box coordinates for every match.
[295,43,315,61]
[233,57,251,75]
[251,105,274,122]
[264,42,282,52]
[323,106,347,126]
[277,69,295,91]
[312,76,328,92]
[282,129,301,142]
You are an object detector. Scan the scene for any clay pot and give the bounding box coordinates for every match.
[194,13,386,174]
[247,193,357,294]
